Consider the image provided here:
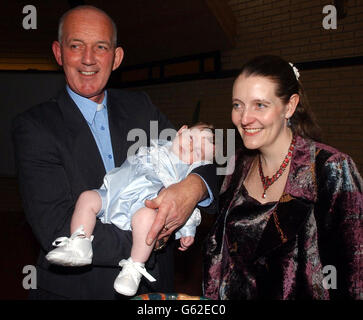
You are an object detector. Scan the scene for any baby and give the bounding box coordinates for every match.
[46,122,215,296]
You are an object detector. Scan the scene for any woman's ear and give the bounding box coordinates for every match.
[286,94,299,119]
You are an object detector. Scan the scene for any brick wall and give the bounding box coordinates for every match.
[302,65,363,171]
[223,0,363,68]
[131,0,363,174]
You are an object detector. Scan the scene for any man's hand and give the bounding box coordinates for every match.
[145,174,207,246]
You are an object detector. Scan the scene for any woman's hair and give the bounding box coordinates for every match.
[238,55,322,141]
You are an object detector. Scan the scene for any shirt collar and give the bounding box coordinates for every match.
[66,85,108,124]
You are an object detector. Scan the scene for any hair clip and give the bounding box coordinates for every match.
[289,62,300,80]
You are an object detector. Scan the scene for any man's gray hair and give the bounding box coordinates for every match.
[58,5,118,46]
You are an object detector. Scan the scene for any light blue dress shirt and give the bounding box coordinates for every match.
[66,86,115,173]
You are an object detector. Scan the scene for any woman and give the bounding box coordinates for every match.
[203,55,362,300]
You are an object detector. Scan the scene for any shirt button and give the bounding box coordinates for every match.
[108,154,112,159]
[100,126,105,130]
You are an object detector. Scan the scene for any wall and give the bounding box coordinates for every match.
[132,0,363,173]
[223,0,363,68]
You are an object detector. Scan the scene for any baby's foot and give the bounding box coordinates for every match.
[46,226,93,266]
[114,257,156,296]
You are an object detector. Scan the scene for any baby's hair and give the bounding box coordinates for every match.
[189,121,216,160]
[189,121,215,133]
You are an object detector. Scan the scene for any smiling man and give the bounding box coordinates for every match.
[52,7,123,103]
[12,5,217,300]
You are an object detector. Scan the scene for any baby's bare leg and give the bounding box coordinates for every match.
[131,207,157,263]
[71,190,102,238]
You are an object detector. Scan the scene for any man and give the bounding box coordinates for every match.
[12,6,217,299]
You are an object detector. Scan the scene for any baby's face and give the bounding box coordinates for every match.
[172,126,214,164]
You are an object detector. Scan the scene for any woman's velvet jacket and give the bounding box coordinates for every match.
[203,136,362,299]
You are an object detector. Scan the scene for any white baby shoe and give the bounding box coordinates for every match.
[45,225,94,267]
[114,257,156,296]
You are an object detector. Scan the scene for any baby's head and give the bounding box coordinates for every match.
[171,122,215,164]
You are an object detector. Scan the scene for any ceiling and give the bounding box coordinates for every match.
[0,0,235,70]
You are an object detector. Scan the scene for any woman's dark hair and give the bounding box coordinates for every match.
[238,55,322,141]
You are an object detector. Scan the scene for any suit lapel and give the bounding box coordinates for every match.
[56,89,106,187]
[107,90,130,167]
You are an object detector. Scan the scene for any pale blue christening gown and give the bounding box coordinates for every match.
[96,140,211,239]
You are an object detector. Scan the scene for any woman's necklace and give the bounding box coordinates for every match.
[258,136,296,199]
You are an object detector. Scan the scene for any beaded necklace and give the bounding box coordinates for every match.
[258,136,296,199]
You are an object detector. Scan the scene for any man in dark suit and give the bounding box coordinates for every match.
[12,5,217,299]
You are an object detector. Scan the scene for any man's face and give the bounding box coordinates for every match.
[52,9,123,103]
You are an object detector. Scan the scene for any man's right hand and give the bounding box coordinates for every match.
[145,174,207,246]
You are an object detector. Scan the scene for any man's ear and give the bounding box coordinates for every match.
[52,41,63,66]
[177,125,188,135]
[112,47,124,71]
[286,93,299,119]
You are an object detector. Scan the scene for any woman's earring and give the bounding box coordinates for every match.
[287,118,291,127]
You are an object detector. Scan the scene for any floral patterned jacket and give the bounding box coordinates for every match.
[203,136,362,300]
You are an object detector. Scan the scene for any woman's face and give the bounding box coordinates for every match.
[232,74,293,151]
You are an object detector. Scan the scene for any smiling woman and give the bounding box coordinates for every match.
[231,55,321,152]
[229,55,322,203]
[203,55,363,300]
[232,75,296,151]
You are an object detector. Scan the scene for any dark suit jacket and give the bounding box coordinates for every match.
[12,88,218,299]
